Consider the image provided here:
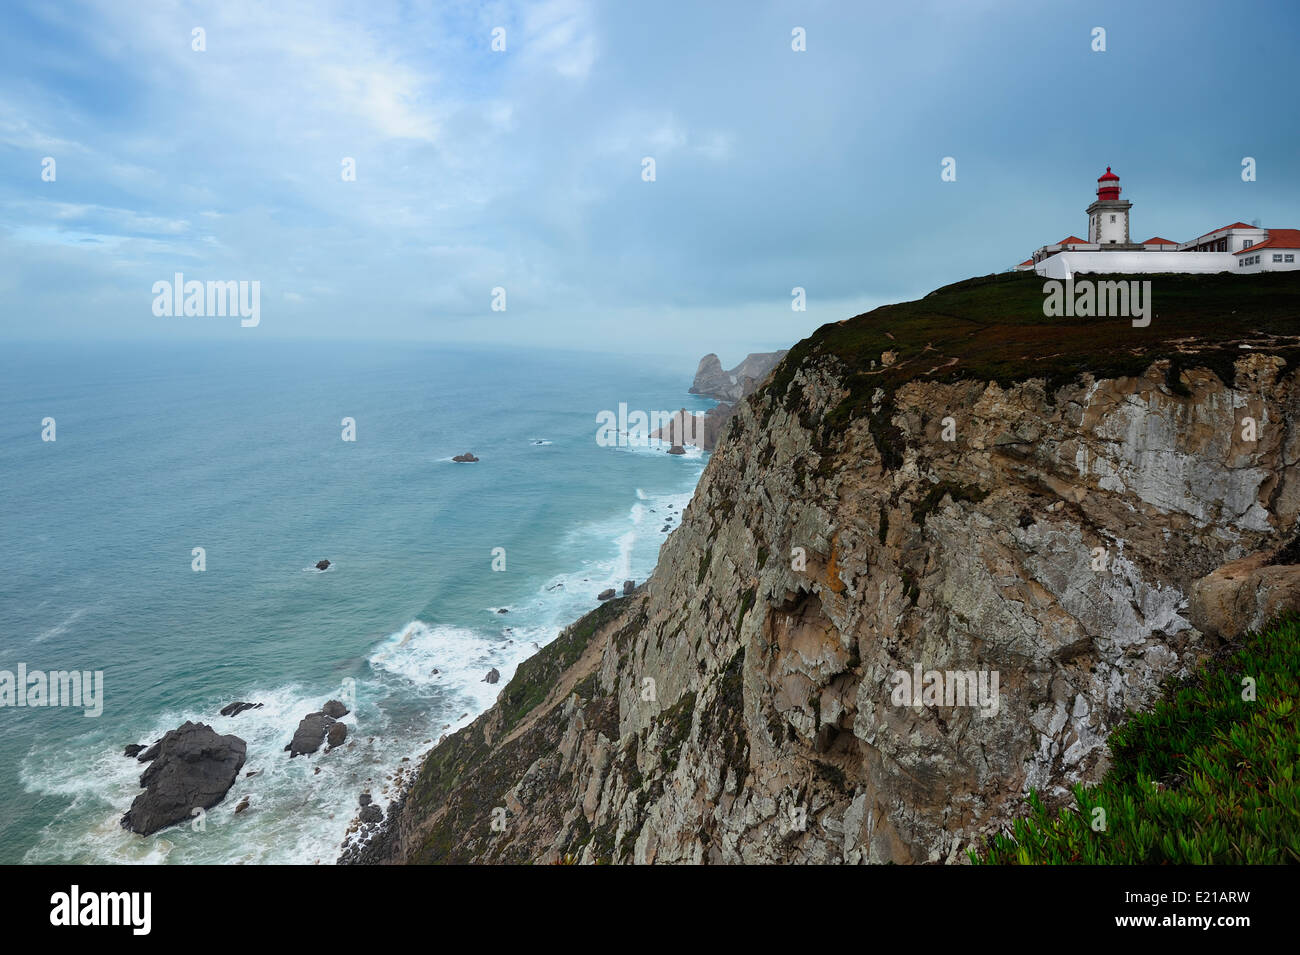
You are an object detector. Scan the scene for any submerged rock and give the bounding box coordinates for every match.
[483,668,500,685]
[123,744,145,759]
[120,722,246,835]
[315,559,331,570]
[452,452,479,463]
[219,701,262,718]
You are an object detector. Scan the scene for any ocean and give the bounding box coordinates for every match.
[0,340,711,864]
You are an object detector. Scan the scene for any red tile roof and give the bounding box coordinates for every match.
[1056,236,1089,246]
[1017,259,1033,267]
[1234,228,1300,254]
[1141,237,1178,245]
[1191,222,1257,242]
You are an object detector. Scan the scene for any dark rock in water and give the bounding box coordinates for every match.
[286,712,336,757]
[120,721,246,836]
[123,744,145,759]
[451,452,479,463]
[623,579,635,595]
[327,722,348,748]
[359,804,384,825]
[483,668,500,685]
[597,588,616,600]
[219,701,263,718]
[496,608,509,614]
[136,740,163,762]
[667,445,686,455]
[316,559,331,570]
[359,792,372,807]
[235,796,250,814]
[321,699,350,718]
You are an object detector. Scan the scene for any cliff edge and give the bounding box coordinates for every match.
[361,271,1300,864]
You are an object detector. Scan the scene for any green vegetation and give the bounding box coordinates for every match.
[697,550,712,585]
[497,595,625,734]
[971,615,1300,864]
[759,270,1300,464]
[735,587,757,635]
[913,481,989,528]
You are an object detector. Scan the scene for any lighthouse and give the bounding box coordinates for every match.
[1087,166,1133,245]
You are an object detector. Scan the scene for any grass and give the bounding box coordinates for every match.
[970,615,1300,864]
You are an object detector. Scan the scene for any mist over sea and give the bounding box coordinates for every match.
[0,341,710,863]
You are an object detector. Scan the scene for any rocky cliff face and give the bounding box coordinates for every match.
[366,272,1300,865]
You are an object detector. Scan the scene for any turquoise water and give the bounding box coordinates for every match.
[0,341,709,863]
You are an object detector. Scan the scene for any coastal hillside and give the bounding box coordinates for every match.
[360,271,1300,864]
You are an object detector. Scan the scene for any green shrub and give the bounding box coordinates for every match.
[971,615,1300,864]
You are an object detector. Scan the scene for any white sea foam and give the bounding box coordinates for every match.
[20,475,703,865]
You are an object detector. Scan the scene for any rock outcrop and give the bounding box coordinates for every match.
[287,712,336,757]
[690,351,789,403]
[366,272,1300,865]
[651,352,788,452]
[121,722,247,835]
[219,701,262,718]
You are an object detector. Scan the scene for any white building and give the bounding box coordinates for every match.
[1019,168,1300,278]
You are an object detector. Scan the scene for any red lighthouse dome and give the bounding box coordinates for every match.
[1097,166,1121,201]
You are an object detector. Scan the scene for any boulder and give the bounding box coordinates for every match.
[321,699,350,718]
[286,712,336,757]
[359,804,384,825]
[123,744,145,759]
[451,452,479,463]
[219,701,263,718]
[597,588,616,601]
[483,668,500,685]
[1190,549,1300,640]
[315,559,331,570]
[120,722,247,835]
[623,580,635,595]
[327,722,348,748]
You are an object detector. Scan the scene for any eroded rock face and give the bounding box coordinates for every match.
[379,351,1300,865]
[121,722,246,835]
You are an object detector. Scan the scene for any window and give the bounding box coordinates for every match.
[1274,254,1283,263]
[1109,214,1116,223]
[1243,240,1254,249]
[1286,254,1295,263]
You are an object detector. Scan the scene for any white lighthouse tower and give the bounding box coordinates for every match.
[1086,166,1134,245]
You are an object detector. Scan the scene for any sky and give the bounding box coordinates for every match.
[1,0,1298,357]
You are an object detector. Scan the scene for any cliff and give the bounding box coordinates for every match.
[363,271,1300,864]
[650,351,790,451]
